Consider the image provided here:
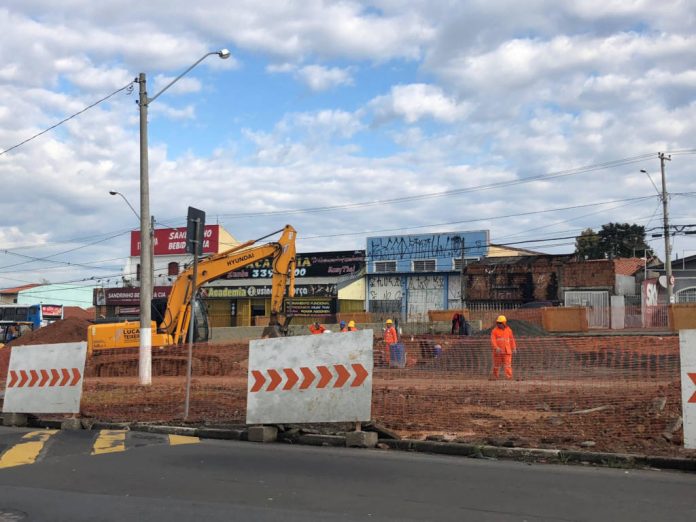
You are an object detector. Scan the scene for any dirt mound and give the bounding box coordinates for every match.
[477,319,548,337]
[8,317,91,347]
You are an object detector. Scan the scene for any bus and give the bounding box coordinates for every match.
[0,304,64,330]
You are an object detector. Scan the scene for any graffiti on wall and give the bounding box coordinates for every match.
[368,231,488,260]
[407,275,444,290]
[368,276,402,300]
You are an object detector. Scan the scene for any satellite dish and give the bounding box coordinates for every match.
[658,275,667,288]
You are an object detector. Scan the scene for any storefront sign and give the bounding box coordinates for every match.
[226,250,364,279]
[94,286,171,306]
[131,225,220,256]
[284,298,336,316]
[207,284,337,299]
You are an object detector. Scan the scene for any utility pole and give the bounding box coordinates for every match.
[138,72,153,386]
[659,152,673,304]
[460,238,466,311]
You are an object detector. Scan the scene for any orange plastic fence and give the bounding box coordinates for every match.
[1,334,686,456]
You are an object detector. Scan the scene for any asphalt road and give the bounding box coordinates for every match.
[0,426,694,521]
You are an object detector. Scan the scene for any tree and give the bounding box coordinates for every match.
[575,228,601,259]
[575,223,652,260]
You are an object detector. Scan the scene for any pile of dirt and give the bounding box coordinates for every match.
[8,317,91,347]
[477,319,549,337]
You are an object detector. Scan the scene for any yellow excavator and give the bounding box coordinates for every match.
[87,225,297,375]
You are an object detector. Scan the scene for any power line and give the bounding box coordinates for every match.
[0,81,135,158]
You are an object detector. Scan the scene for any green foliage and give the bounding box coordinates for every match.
[575,223,652,260]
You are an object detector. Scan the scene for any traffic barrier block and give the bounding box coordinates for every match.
[60,418,82,430]
[2,413,28,427]
[346,430,378,448]
[248,425,277,443]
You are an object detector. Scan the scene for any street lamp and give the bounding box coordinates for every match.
[109,190,155,292]
[137,48,230,386]
[641,152,673,304]
[109,190,140,221]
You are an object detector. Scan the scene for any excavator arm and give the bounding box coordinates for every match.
[161,225,297,343]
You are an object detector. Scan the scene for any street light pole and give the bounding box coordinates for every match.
[136,49,230,386]
[659,152,673,304]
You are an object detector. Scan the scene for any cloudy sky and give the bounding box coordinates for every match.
[1,0,696,290]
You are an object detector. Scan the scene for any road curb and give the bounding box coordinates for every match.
[20,417,696,472]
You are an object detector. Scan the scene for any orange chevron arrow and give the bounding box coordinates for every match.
[70,368,81,386]
[316,365,332,388]
[60,368,71,386]
[689,373,696,403]
[8,370,18,388]
[18,370,28,387]
[267,369,282,391]
[334,364,350,388]
[300,367,315,389]
[49,369,60,386]
[28,370,39,387]
[351,364,368,387]
[39,369,50,387]
[283,368,299,390]
[250,370,266,392]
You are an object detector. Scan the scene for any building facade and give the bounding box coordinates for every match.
[365,231,489,321]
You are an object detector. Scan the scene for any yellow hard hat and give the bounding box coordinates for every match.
[496,315,507,323]
[386,319,393,324]
[348,320,355,327]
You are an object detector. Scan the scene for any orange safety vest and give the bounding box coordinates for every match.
[309,324,326,335]
[384,326,398,345]
[490,325,516,354]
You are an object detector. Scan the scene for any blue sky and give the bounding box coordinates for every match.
[1,1,696,289]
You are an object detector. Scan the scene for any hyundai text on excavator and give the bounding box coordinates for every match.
[86,225,297,376]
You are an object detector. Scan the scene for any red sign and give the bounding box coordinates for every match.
[41,305,63,317]
[250,364,369,393]
[689,373,696,404]
[131,225,220,256]
[7,368,82,388]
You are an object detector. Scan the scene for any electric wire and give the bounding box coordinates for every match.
[0,81,135,158]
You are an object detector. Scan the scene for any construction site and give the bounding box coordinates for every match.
[1,312,691,459]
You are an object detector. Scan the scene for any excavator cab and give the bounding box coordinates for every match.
[153,295,210,343]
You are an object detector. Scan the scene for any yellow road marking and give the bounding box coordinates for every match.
[91,429,127,455]
[168,434,200,446]
[0,430,58,468]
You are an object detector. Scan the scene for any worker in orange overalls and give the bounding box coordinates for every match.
[309,321,326,335]
[490,315,517,380]
[347,320,358,331]
[339,320,348,332]
[383,318,398,365]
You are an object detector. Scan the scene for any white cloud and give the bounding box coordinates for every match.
[369,84,471,123]
[296,65,354,91]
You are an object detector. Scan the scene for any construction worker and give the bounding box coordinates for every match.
[339,320,348,332]
[309,321,326,335]
[383,318,398,354]
[347,320,358,332]
[490,315,517,380]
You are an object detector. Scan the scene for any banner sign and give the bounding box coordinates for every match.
[3,342,87,414]
[206,284,337,300]
[226,250,364,279]
[131,225,220,256]
[284,298,336,316]
[247,330,373,424]
[95,286,171,306]
[680,330,696,449]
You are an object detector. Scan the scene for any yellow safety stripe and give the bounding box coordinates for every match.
[0,430,58,468]
[91,429,127,455]
[168,434,200,446]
